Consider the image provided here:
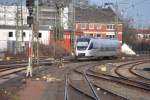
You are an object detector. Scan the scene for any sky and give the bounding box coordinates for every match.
[0,0,150,28]
[90,0,150,28]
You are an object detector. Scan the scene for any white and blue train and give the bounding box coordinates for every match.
[75,37,120,59]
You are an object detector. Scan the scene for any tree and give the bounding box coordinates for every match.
[122,18,138,45]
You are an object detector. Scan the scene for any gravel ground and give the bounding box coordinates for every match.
[1,59,149,100]
[1,61,90,100]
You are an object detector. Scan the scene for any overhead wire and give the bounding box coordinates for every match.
[124,0,150,10]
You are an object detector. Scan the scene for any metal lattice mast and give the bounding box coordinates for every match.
[21,0,24,44]
[15,0,23,54]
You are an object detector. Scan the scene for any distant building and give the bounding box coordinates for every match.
[136,29,150,43]
[39,6,57,30]
[0,5,28,26]
[0,5,55,53]
[75,7,123,43]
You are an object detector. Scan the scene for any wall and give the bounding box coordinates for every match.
[75,23,123,43]
[0,29,50,52]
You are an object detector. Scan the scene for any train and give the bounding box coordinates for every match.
[75,37,120,59]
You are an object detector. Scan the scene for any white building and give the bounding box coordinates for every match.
[0,5,28,26]
[0,5,50,53]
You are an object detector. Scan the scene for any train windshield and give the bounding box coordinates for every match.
[76,38,90,50]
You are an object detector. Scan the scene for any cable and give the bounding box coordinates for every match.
[124,0,150,10]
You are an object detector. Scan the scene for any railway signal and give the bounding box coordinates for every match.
[26,0,34,7]
[26,0,35,77]
[27,16,33,27]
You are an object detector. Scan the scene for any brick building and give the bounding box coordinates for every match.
[136,29,150,43]
[75,7,123,43]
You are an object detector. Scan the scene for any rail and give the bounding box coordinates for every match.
[84,71,100,100]
[64,71,69,100]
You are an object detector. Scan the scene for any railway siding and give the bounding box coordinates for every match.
[131,63,150,80]
[93,80,150,100]
[0,57,150,100]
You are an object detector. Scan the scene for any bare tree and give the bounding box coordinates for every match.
[122,18,138,45]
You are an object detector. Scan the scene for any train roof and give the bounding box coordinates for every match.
[78,37,118,41]
[77,37,119,46]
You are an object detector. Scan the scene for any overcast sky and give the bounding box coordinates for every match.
[0,0,150,28]
[90,0,150,28]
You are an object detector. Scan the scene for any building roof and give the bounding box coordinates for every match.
[137,29,150,34]
[75,7,117,23]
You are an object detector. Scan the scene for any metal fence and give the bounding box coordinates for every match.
[136,51,150,56]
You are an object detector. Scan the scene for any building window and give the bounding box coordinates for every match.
[109,35,112,38]
[8,32,13,37]
[89,23,94,29]
[96,34,101,37]
[23,32,26,37]
[106,35,115,38]
[107,24,115,30]
[96,23,101,30]
[81,23,86,29]
[106,35,109,38]
[89,34,93,37]
[112,35,115,38]
[39,33,42,38]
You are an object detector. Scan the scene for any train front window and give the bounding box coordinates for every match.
[76,38,90,50]
[77,42,89,50]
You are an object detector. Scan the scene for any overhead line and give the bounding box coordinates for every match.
[124,0,149,10]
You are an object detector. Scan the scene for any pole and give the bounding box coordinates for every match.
[21,0,23,41]
[36,0,39,69]
[73,0,75,55]
[115,1,118,40]
[53,13,56,58]
[15,0,19,54]
[26,26,33,77]
[21,0,24,47]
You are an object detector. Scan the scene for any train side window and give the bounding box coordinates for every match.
[88,43,93,50]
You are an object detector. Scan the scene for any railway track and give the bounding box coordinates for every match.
[0,58,52,66]
[64,58,150,100]
[114,59,150,85]
[64,62,99,100]
[65,60,127,100]
[129,63,150,80]
[0,58,53,82]
[89,59,150,100]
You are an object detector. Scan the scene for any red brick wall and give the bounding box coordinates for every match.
[49,31,71,52]
[75,23,122,42]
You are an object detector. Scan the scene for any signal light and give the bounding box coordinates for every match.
[26,0,34,7]
[27,16,33,27]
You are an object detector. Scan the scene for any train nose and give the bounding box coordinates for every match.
[78,53,85,57]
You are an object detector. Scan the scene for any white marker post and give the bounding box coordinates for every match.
[26,29,33,77]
